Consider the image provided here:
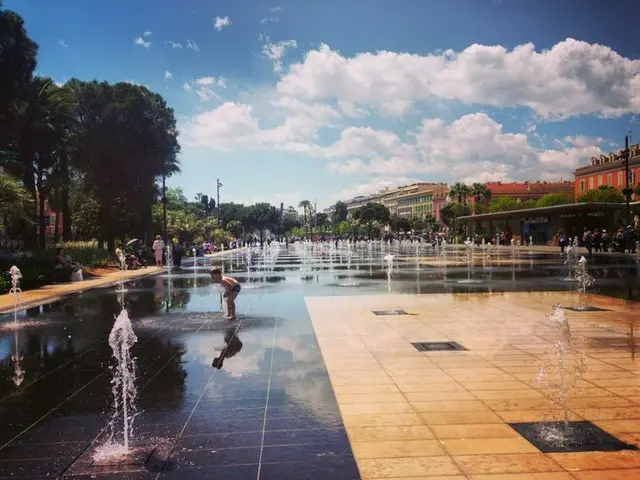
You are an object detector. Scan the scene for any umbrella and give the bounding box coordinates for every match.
[126,239,140,246]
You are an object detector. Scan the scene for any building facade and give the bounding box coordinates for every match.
[573,144,640,199]
[483,181,575,201]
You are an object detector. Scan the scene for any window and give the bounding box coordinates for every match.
[597,175,603,187]
[588,177,594,189]
[629,171,636,186]
[618,171,623,186]
[607,174,612,186]
[580,180,585,192]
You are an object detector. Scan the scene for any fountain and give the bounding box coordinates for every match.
[528,305,587,441]
[115,251,128,294]
[573,256,595,311]
[9,266,25,387]
[93,305,139,462]
[414,241,421,271]
[384,254,394,294]
[458,240,481,284]
[340,246,358,287]
[564,245,578,281]
[165,244,173,272]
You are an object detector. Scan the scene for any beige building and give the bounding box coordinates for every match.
[380,183,448,219]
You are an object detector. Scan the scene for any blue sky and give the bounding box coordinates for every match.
[7,0,640,209]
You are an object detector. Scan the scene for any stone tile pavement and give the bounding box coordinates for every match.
[306,291,640,479]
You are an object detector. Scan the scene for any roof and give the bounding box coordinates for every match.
[484,181,573,193]
[457,202,639,223]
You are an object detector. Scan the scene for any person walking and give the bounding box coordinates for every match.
[152,235,165,267]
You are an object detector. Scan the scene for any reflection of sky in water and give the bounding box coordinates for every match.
[1,244,639,442]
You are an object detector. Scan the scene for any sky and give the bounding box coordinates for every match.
[7,0,640,210]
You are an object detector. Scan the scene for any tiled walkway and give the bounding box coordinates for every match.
[0,267,162,314]
[306,292,640,479]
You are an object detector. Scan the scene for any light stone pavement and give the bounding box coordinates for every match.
[306,292,640,479]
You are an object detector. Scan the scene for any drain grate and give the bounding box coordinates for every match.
[565,306,610,312]
[372,310,411,316]
[412,342,467,352]
[510,421,638,453]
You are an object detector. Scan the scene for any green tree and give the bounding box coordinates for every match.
[352,203,390,236]
[578,186,624,203]
[333,201,348,223]
[282,206,301,233]
[226,220,244,238]
[298,200,312,236]
[440,203,471,227]
[450,182,471,204]
[246,203,280,239]
[489,197,521,212]
[0,8,38,152]
[535,193,574,208]
[470,183,490,213]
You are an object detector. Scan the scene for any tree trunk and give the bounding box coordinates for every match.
[60,154,72,241]
[54,211,60,244]
[37,168,46,248]
[21,146,37,248]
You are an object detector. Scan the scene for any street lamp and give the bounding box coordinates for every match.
[216,178,223,224]
[162,171,167,244]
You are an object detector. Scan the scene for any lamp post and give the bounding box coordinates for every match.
[623,135,633,227]
[216,178,223,224]
[162,172,167,244]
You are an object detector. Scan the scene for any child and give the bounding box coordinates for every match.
[210,267,241,320]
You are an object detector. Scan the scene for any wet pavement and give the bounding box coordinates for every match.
[0,242,638,478]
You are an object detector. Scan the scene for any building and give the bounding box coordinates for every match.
[574,144,640,199]
[379,183,447,218]
[483,181,575,202]
[35,193,63,239]
[432,188,450,223]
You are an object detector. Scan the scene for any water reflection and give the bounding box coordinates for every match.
[212,327,243,370]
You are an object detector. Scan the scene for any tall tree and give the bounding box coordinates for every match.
[298,200,312,236]
[333,201,348,223]
[0,8,38,152]
[470,183,490,214]
[450,182,471,204]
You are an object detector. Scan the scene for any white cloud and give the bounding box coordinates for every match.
[277,39,640,118]
[260,16,279,24]
[271,6,282,12]
[134,37,151,48]
[213,16,231,31]
[143,31,152,37]
[196,87,220,102]
[562,135,605,148]
[181,100,340,151]
[167,41,183,49]
[186,40,200,52]
[58,39,68,48]
[195,77,215,86]
[183,82,192,91]
[164,70,173,80]
[263,39,298,73]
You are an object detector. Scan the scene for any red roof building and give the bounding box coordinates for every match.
[573,144,640,199]
[484,181,574,201]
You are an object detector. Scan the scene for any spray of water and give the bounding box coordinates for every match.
[574,256,595,310]
[535,305,587,444]
[95,308,139,460]
[384,254,394,294]
[9,266,25,387]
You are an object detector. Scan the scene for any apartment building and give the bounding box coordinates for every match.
[574,144,640,198]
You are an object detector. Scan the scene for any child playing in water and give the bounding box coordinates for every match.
[210,267,241,320]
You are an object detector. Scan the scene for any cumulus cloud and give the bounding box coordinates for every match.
[181,99,340,151]
[562,135,605,148]
[183,82,192,91]
[134,36,151,48]
[59,39,68,48]
[143,31,152,37]
[277,39,640,118]
[213,16,231,31]
[167,41,183,49]
[164,70,173,80]
[263,39,298,73]
[186,40,200,52]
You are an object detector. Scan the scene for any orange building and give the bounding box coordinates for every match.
[35,193,63,239]
[573,144,640,199]
[484,181,574,201]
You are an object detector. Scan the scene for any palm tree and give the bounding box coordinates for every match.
[298,200,312,236]
[470,183,490,214]
[13,77,76,246]
[450,182,471,204]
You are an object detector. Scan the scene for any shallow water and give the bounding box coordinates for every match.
[0,243,637,477]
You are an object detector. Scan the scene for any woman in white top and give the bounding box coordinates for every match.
[152,235,165,267]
